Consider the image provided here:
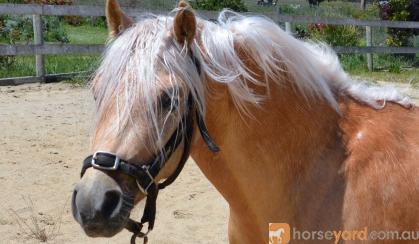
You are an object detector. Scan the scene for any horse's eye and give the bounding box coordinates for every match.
[160,93,172,109]
[160,90,179,111]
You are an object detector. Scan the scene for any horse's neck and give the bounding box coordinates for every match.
[191,79,347,241]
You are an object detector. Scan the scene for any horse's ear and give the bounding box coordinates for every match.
[173,0,197,46]
[106,0,134,37]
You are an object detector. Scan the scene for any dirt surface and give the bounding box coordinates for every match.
[0,81,418,244]
[0,83,228,244]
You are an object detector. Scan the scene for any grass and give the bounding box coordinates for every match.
[8,196,66,242]
[63,23,108,44]
[350,69,418,84]
[341,54,419,83]
[0,55,101,78]
[0,24,105,79]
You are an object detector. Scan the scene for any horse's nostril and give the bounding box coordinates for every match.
[101,190,121,219]
[71,189,79,220]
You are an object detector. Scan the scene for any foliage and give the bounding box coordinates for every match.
[0,0,70,3]
[276,0,380,19]
[308,23,360,47]
[0,15,33,67]
[24,0,72,4]
[340,54,367,72]
[0,0,26,3]
[43,17,70,42]
[0,15,69,44]
[0,15,33,44]
[0,14,69,68]
[0,23,106,78]
[26,0,85,26]
[377,0,416,47]
[295,24,310,39]
[192,0,247,12]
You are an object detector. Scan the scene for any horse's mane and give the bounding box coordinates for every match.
[92,10,410,148]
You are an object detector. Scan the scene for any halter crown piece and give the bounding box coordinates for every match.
[79,54,219,244]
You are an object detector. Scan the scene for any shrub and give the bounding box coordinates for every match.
[43,16,70,42]
[377,0,416,47]
[192,0,247,12]
[0,15,69,43]
[309,24,360,47]
[0,15,33,67]
[24,0,72,4]
[25,0,84,26]
[295,24,310,39]
[0,15,69,68]
[0,15,33,44]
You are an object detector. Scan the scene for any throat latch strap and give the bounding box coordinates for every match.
[196,111,220,152]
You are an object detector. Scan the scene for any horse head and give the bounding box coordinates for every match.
[71,0,204,238]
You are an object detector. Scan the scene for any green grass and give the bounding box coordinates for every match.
[63,23,108,44]
[341,54,418,83]
[0,55,101,78]
[0,24,106,79]
[349,69,419,84]
[0,56,34,78]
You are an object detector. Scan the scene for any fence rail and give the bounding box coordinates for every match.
[274,14,419,29]
[0,3,418,85]
[2,4,419,28]
[0,3,218,18]
[0,44,104,56]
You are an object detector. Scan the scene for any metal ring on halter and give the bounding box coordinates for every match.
[130,229,150,244]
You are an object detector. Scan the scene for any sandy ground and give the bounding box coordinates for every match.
[0,83,228,244]
[0,81,418,244]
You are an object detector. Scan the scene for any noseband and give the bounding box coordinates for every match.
[79,55,219,244]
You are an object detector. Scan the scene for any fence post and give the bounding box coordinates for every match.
[360,0,366,10]
[285,22,292,35]
[365,26,373,71]
[33,14,45,82]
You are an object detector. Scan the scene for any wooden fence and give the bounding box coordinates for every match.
[0,3,418,85]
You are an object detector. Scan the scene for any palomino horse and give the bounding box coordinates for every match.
[72,0,419,243]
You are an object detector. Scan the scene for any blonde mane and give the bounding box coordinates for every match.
[92,10,411,147]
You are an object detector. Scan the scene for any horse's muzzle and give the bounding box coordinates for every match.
[71,169,129,237]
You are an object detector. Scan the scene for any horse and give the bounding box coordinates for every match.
[72,0,419,243]
[269,228,285,244]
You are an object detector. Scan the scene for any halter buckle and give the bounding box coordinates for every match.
[91,151,121,171]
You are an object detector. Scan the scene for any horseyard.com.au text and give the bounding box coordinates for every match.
[269,223,419,243]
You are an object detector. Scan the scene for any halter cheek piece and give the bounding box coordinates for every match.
[79,55,219,244]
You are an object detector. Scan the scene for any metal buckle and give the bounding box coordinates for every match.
[91,151,121,171]
[136,165,155,195]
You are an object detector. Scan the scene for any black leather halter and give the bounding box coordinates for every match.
[79,56,219,244]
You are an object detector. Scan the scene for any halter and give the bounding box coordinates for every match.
[79,55,219,244]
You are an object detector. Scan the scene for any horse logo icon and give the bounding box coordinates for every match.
[269,223,290,244]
